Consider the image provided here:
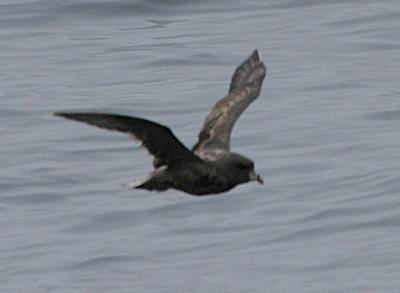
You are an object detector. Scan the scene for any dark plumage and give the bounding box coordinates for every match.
[55,50,266,196]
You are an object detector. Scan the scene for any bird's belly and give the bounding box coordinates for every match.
[172,167,235,196]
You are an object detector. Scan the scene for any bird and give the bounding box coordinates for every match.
[55,50,266,196]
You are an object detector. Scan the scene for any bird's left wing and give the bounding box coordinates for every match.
[55,112,203,167]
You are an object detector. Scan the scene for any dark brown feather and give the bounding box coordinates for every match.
[54,112,202,167]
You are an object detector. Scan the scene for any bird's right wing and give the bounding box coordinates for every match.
[55,112,203,167]
[192,50,266,153]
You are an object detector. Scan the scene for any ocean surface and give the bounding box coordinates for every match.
[1,0,400,292]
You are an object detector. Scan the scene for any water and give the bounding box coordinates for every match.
[1,0,400,292]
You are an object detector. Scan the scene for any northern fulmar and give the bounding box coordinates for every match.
[55,50,266,196]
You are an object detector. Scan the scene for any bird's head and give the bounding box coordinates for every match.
[230,154,263,185]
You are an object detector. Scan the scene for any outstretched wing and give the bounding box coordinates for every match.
[192,50,266,152]
[55,112,202,167]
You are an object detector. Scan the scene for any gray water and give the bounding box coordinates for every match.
[1,0,400,292]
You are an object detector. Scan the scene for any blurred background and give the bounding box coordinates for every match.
[1,0,400,292]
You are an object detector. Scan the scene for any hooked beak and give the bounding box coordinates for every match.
[249,170,264,185]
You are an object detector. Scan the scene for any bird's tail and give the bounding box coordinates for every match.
[128,171,169,192]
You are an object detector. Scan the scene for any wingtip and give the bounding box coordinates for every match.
[54,112,85,122]
[54,112,90,119]
[252,49,262,62]
[253,49,266,76]
[54,112,65,118]
[54,112,75,120]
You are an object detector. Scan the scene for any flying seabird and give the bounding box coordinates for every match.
[55,50,266,196]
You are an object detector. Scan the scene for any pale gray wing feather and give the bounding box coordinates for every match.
[192,50,266,152]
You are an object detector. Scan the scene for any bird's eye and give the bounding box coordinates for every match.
[238,162,251,169]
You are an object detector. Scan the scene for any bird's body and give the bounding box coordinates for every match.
[55,50,266,196]
[135,152,255,195]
